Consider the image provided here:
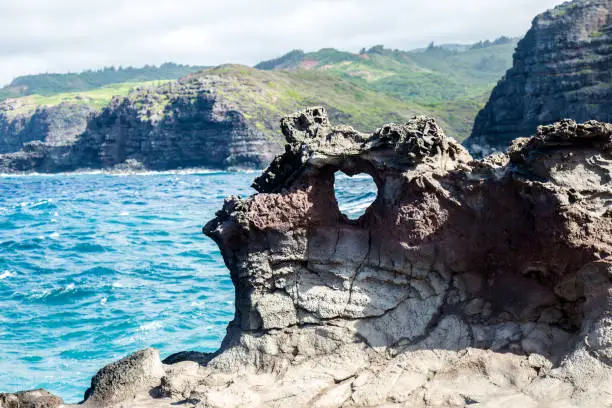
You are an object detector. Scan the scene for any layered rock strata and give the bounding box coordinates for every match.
[2,108,612,407]
[0,76,280,173]
[467,0,612,152]
[0,102,94,154]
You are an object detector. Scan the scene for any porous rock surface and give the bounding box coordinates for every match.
[196,108,612,407]
[7,107,612,407]
[467,0,612,153]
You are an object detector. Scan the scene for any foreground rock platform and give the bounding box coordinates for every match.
[3,108,611,407]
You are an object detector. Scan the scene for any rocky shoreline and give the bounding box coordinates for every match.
[2,107,610,407]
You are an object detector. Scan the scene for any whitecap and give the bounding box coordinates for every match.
[19,199,51,209]
[0,270,14,280]
[339,201,373,215]
[0,167,260,178]
[112,335,136,346]
[49,232,60,239]
[63,283,76,291]
[138,321,163,332]
[119,211,129,216]
[30,289,50,299]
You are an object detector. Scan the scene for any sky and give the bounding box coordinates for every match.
[0,0,563,86]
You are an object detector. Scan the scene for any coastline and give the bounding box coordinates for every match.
[0,167,262,178]
[2,108,612,407]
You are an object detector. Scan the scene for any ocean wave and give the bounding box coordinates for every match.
[138,321,163,332]
[16,199,56,210]
[0,167,262,178]
[339,200,375,215]
[16,283,88,301]
[68,243,111,253]
[0,270,15,280]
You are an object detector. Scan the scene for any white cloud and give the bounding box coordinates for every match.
[0,0,562,85]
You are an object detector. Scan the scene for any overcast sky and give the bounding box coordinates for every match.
[0,0,562,86]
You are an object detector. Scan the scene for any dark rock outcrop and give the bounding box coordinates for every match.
[467,0,612,152]
[4,108,612,407]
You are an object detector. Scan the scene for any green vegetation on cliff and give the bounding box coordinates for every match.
[1,81,170,119]
[255,38,518,139]
[0,63,205,101]
[197,65,426,136]
[0,38,519,172]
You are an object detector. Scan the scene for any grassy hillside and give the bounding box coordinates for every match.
[1,38,518,147]
[191,65,429,136]
[255,38,518,139]
[256,38,517,105]
[0,63,205,101]
[1,81,171,119]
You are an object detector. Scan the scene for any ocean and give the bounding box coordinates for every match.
[0,171,377,402]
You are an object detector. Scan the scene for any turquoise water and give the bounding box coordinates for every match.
[0,171,376,402]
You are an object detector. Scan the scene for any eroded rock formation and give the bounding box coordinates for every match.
[2,108,611,408]
[467,0,612,152]
[194,108,612,407]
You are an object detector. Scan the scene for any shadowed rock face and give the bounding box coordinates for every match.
[4,108,612,408]
[467,0,612,153]
[0,103,95,154]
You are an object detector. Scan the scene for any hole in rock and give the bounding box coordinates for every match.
[334,171,378,220]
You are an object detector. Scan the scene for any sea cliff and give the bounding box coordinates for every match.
[467,0,611,152]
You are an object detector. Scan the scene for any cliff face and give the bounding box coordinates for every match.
[0,103,94,154]
[2,109,611,408]
[0,75,281,173]
[467,0,612,152]
[0,64,438,174]
[72,80,277,171]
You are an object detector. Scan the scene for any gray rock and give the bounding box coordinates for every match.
[196,107,612,407]
[0,389,63,408]
[83,348,165,406]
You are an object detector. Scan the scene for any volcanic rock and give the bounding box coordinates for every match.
[192,107,612,407]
